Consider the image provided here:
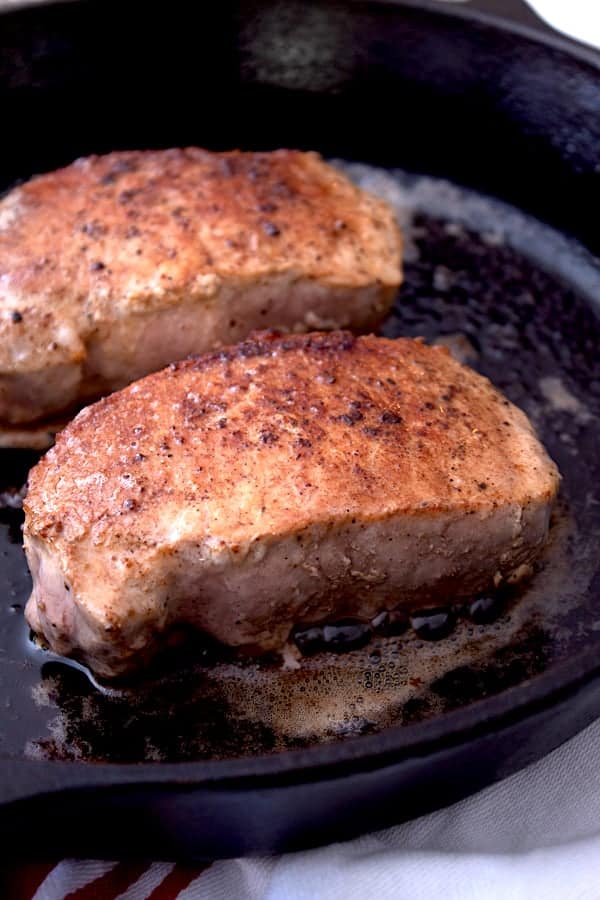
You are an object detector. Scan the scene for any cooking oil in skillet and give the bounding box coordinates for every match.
[2,162,600,764]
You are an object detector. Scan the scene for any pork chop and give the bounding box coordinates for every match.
[24,331,559,677]
[0,148,402,439]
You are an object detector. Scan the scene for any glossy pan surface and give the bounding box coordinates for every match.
[0,0,599,859]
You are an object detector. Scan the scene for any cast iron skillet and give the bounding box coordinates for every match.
[0,0,599,860]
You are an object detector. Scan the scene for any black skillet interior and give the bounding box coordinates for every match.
[1,0,600,860]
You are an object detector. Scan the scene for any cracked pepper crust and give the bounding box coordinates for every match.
[0,148,402,430]
[24,332,560,676]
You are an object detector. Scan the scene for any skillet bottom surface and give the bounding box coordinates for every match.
[1,164,600,767]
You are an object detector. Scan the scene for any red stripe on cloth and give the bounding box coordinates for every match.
[63,862,150,900]
[146,864,211,900]
[1,861,57,900]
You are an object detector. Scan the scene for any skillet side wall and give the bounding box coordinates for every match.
[0,0,598,252]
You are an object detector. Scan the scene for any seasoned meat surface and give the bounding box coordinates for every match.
[24,332,559,677]
[0,149,402,433]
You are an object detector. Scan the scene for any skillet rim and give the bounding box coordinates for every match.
[0,0,599,71]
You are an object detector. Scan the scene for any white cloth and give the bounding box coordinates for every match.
[524,1,600,50]
[191,716,600,900]
[434,0,600,51]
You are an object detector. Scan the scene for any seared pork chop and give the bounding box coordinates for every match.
[24,331,559,677]
[0,149,402,438]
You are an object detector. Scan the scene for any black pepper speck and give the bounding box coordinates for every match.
[381,411,403,425]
